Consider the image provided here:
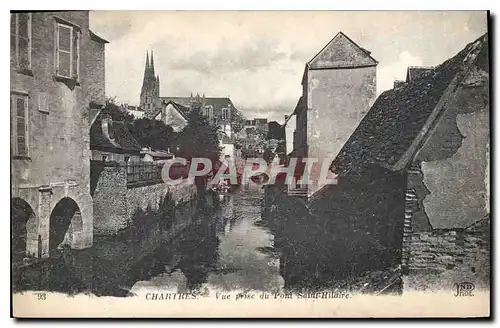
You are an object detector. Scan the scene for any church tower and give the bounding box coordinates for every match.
[140,51,160,116]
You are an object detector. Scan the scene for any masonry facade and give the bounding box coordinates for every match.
[91,162,197,236]
[11,11,108,261]
[136,51,245,138]
[331,33,490,291]
[291,32,378,198]
[401,36,490,290]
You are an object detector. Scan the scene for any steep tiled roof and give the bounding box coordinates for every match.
[293,96,305,115]
[267,121,286,141]
[332,34,488,177]
[150,100,190,120]
[170,101,190,117]
[90,114,141,153]
[308,32,378,69]
[405,66,434,82]
[160,96,235,110]
[217,130,232,144]
[89,30,109,44]
[160,97,191,109]
[204,97,234,108]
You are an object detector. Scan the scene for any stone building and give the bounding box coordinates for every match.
[160,94,241,138]
[90,112,142,164]
[150,100,188,133]
[139,51,160,112]
[217,130,235,160]
[329,33,490,291]
[136,51,245,136]
[290,32,378,198]
[11,11,108,261]
[244,118,269,135]
[267,121,287,163]
[121,104,144,119]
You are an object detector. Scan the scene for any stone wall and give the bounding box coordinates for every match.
[92,163,198,236]
[84,34,106,104]
[402,217,490,291]
[91,149,141,164]
[306,65,377,197]
[92,164,129,235]
[402,59,490,291]
[11,11,103,257]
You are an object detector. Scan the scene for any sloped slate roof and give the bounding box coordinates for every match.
[406,66,434,82]
[308,32,378,69]
[89,30,109,44]
[217,130,232,144]
[150,100,190,120]
[331,34,488,177]
[204,97,234,108]
[90,114,141,153]
[160,96,235,110]
[170,101,190,118]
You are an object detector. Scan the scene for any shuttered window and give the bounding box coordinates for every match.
[11,94,29,156]
[55,22,80,80]
[10,13,32,70]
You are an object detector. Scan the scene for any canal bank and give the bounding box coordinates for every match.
[12,189,219,296]
[12,184,286,297]
[13,183,402,297]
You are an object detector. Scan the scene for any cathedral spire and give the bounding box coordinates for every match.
[156,75,160,96]
[150,50,156,76]
[140,50,160,110]
[142,51,150,88]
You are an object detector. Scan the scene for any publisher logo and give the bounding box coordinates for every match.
[454,282,475,297]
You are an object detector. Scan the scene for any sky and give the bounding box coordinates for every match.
[90,11,488,123]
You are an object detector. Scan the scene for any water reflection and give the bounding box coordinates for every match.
[12,183,401,297]
[132,184,284,294]
[13,185,284,297]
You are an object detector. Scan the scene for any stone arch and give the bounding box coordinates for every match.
[12,197,38,261]
[49,197,81,252]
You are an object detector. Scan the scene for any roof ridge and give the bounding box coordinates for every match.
[307,31,378,67]
[331,33,488,177]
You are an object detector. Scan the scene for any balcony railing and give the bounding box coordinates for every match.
[126,163,163,184]
[126,162,190,184]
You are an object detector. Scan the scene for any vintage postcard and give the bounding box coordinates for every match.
[11,10,490,318]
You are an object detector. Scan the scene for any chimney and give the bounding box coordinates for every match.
[393,79,407,90]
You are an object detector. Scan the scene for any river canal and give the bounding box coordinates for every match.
[13,184,287,297]
[12,183,401,297]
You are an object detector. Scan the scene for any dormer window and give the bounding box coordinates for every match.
[108,121,115,139]
[101,116,115,142]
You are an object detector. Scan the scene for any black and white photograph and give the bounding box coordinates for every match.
[10,10,490,318]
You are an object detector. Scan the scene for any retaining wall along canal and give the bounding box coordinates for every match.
[91,163,198,236]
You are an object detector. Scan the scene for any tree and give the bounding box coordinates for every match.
[101,97,135,123]
[128,118,177,151]
[177,109,221,163]
[99,97,177,152]
[230,109,246,134]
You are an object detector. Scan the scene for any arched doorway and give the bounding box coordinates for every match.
[49,197,82,253]
[12,198,37,262]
